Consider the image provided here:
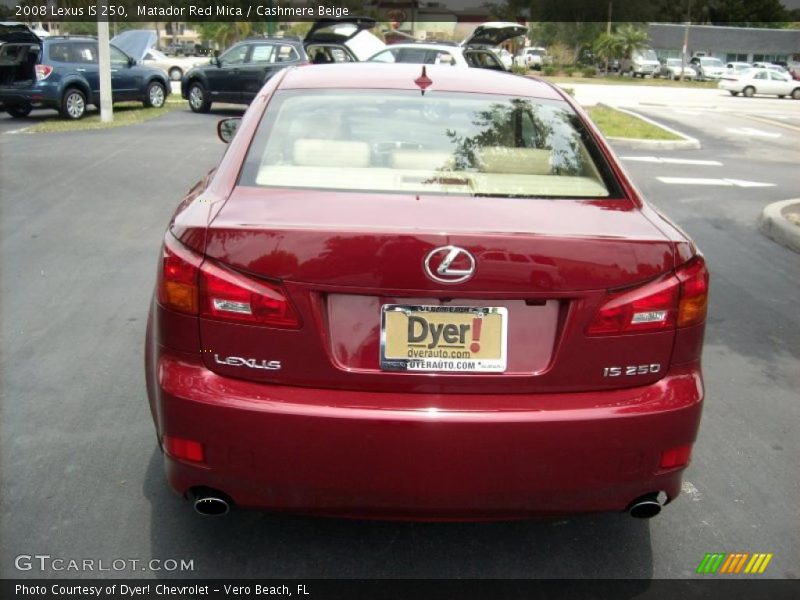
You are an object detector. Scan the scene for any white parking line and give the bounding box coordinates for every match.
[621,156,723,166]
[657,177,775,188]
[726,127,782,138]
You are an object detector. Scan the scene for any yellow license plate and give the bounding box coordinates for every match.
[380,305,508,372]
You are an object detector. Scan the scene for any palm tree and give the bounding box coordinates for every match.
[615,25,650,62]
[593,32,623,75]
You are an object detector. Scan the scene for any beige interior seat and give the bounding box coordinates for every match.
[478,147,553,175]
[293,139,371,168]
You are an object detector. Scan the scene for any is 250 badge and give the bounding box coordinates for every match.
[603,363,661,377]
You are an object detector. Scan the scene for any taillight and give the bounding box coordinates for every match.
[157,234,300,328]
[158,234,202,314]
[35,64,53,81]
[199,261,300,328]
[587,255,708,335]
[676,256,709,327]
[587,275,679,335]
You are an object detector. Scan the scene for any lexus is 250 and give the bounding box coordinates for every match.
[145,64,708,519]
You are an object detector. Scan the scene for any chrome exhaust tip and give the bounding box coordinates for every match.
[190,489,231,516]
[629,500,662,519]
[628,492,666,519]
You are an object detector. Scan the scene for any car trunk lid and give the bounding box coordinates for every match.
[462,22,528,48]
[192,188,680,395]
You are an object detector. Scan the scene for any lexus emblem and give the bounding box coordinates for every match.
[424,246,475,284]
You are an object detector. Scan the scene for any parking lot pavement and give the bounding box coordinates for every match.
[566,82,800,115]
[1,104,798,579]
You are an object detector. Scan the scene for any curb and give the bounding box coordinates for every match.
[598,103,701,149]
[759,199,800,254]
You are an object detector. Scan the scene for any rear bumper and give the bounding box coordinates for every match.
[150,350,704,519]
[0,83,59,108]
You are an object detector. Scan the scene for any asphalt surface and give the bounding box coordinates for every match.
[1,93,798,580]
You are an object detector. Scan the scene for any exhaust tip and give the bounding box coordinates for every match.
[190,489,231,516]
[629,500,661,519]
[628,493,666,519]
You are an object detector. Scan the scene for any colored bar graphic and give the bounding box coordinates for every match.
[697,553,726,574]
[699,552,773,575]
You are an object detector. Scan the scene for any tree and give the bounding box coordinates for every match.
[614,24,650,60]
[593,32,623,74]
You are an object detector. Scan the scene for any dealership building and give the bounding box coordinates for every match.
[648,23,800,65]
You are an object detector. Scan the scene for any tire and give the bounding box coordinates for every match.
[729,91,739,96]
[60,87,87,120]
[169,67,183,81]
[6,104,32,118]
[743,86,755,98]
[187,81,210,113]
[144,81,166,108]
[792,88,800,100]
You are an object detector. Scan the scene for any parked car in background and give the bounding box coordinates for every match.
[752,62,787,74]
[621,48,660,77]
[147,63,709,520]
[369,42,506,70]
[719,67,800,98]
[112,30,210,81]
[182,36,307,112]
[690,56,726,80]
[304,17,384,63]
[658,58,696,80]
[182,17,384,112]
[497,48,513,70]
[0,24,170,119]
[725,61,752,75]
[514,46,550,70]
[368,22,526,72]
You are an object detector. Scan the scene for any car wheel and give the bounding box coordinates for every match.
[729,91,739,96]
[743,86,755,98]
[188,82,210,113]
[169,67,183,81]
[6,104,32,118]
[144,81,166,108]
[60,88,87,120]
[792,89,800,100]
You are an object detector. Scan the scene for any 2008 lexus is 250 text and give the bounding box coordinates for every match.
[145,64,709,520]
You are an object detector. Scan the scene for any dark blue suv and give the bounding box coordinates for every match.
[0,24,170,119]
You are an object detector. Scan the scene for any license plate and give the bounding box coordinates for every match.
[380,305,507,373]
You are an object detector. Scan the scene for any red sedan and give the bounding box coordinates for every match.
[145,64,708,520]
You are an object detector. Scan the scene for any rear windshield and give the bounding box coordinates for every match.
[240,90,621,199]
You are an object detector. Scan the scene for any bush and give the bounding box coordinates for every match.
[563,67,577,77]
[542,66,557,76]
[582,67,597,78]
[511,64,529,75]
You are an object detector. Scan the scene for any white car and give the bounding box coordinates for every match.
[621,48,660,78]
[719,68,800,99]
[141,48,210,81]
[514,46,549,70]
[659,58,697,80]
[112,30,209,81]
[725,61,752,75]
[368,22,527,72]
[752,62,788,74]
[690,56,726,80]
[497,48,513,70]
